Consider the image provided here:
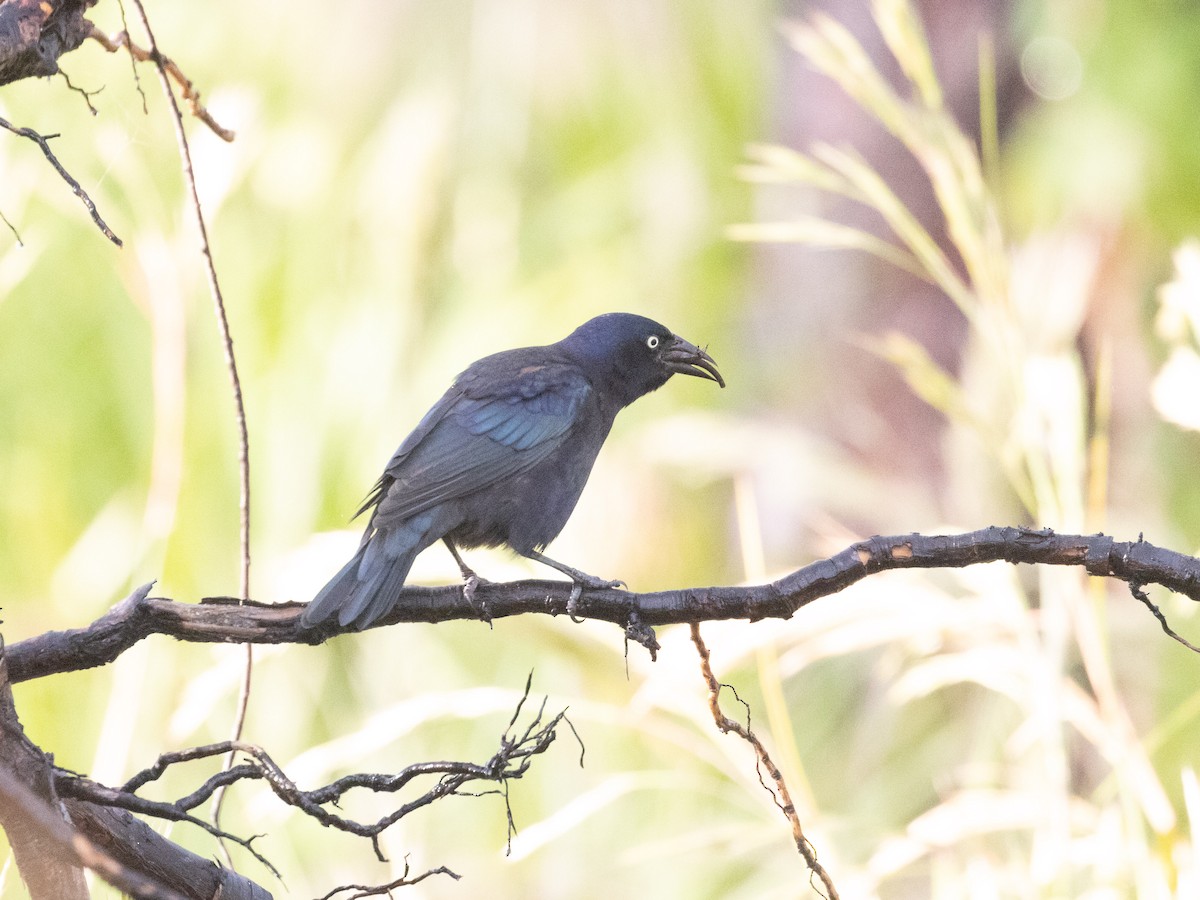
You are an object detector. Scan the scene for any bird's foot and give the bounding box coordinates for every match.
[463,573,493,627]
[444,539,493,626]
[521,550,625,622]
[566,573,625,623]
[576,572,627,591]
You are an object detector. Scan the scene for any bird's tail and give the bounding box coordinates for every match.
[301,514,435,630]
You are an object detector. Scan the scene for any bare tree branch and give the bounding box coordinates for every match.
[0,0,229,145]
[0,113,123,245]
[0,644,89,899]
[0,205,21,244]
[5,528,1199,895]
[86,23,234,140]
[314,860,461,900]
[1128,580,1200,652]
[120,0,252,848]
[44,677,565,898]
[64,800,273,900]
[0,0,233,245]
[54,676,569,845]
[7,527,1200,686]
[56,771,282,877]
[0,767,192,900]
[0,642,263,899]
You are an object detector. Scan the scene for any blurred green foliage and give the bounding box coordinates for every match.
[1,0,1199,897]
[1008,0,1200,242]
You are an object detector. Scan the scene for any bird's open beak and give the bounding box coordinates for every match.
[662,334,725,388]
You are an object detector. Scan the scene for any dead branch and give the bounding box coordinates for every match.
[0,0,94,87]
[7,527,1200,686]
[0,1,232,248]
[87,23,234,140]
[119,0,250,844]
[0,113,122,245]
[314,861,461,900]
[4,527,1199,895]
[0,643,266,899]
[64,799,272,899]
[49,676,566,896]
[0,0,234,140]
[691,623,839,900]
[55,770,282,877]
[0,644,89,899]
[0,2,123,244]
[0,767,189,900]
[0,206,21,244]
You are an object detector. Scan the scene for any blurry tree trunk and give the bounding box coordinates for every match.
[0,655,89,899]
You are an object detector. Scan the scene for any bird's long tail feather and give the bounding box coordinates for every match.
[301,512,436,630]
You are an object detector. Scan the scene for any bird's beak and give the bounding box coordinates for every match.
[662,334,725,388]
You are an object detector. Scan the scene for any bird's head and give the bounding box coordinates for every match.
[560,313,724,406]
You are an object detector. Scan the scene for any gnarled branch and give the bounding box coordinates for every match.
[49,675,566,897]
[0,645,269,900]
[8,527,1200,686]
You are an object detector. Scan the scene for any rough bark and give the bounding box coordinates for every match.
[7,527,1200,684]
[0,0,95,86]
[0,650,90,899]
[0,643,272,899]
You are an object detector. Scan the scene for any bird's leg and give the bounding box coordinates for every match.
[443,538,491,623]
[521,550,625,623]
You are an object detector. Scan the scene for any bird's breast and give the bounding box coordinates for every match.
[447,406,615,554]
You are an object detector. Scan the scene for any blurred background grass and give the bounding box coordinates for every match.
[1,0,1199,897]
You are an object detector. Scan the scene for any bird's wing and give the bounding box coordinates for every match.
[365,363,591,527]
[352,389,461,519]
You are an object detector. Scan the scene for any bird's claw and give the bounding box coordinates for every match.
[567,582,585,622]
[463,573,493,627]
[588,576,626,591]
[566,575,624,623]
[567,571,625,592]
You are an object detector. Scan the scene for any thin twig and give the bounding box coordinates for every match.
[86,25,232,140]
[0,208,22,245]
[52,683,565,873]
[1129,581,1200,653]
[123,0,253,860]
[315,861,461,900]
[58,70,103,116]
[0,116,122,246]
[114,0,148,113]
[690,622,840,900]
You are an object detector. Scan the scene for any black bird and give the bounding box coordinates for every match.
[301,313,724,630]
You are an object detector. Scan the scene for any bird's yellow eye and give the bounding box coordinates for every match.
[646,335,660,349]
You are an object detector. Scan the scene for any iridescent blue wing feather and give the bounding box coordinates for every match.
[366,361,590,528]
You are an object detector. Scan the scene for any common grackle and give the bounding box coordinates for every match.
[301,313,724,630]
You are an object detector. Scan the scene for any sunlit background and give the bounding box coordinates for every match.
[2,0,1199,896]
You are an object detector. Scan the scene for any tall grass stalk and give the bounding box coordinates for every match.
[732,0,1190,895]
